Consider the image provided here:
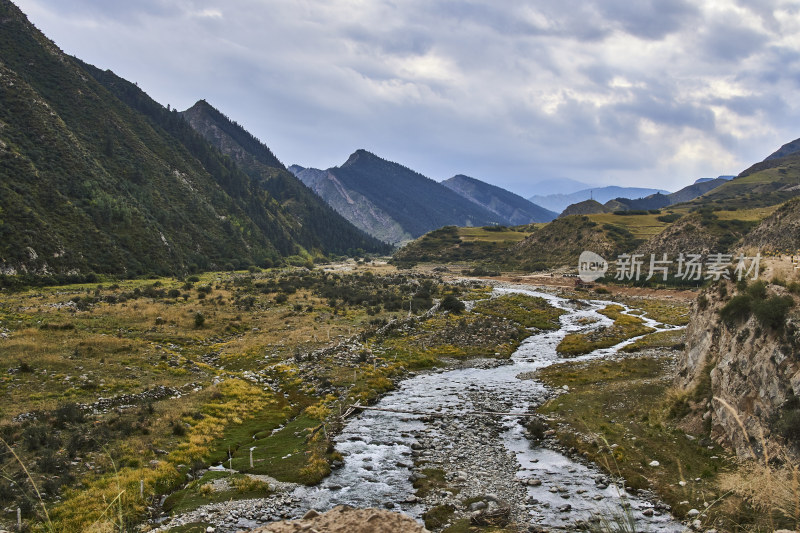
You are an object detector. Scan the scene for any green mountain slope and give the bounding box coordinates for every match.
[684,145,800,210]
[0,0,377,277]
[181,100,390,255]
[441,174,557,224]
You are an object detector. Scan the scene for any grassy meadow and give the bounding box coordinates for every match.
[0,264,540,532]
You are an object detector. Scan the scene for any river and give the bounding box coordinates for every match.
[162,285,687,532]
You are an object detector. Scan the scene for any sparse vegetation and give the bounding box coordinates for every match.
[557,305,654,356]
[536,355,734,528]
[0,267,527,531]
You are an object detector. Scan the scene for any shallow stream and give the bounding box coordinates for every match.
[162,285,687,532]
[290,286,686,531]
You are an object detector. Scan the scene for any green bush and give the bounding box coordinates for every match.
[657,213,682,223]
[753,295,794,330]
[774,393,800,445]
[719,294,752,325]
[440,294,465,314]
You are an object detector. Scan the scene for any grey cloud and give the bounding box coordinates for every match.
[597,0,699,40]
[698,20,769,62]
[13,0,800,192]
[620,88,716,131]
[32,0,180,22]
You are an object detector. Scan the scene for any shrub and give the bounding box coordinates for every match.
[753,295,794,330]
[774,394,800,445]
[719,294,752,325]
[194,312,205,328]
[440,294,465,314]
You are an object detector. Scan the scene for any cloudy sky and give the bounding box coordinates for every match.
[14,0,800,196]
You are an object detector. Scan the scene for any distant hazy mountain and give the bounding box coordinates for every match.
[530,186,669,214]
[558,178,730,217]
[291,150,502,244]
[528,177,594,196]
[441,175,557,224]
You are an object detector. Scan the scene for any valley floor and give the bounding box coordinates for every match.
[0,264,793,532]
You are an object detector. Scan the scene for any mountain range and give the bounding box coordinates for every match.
[441,175,557,225]
[0,0,387,277]
[529,186,669,214]
[290,152,556,245]
[561,177,732,216]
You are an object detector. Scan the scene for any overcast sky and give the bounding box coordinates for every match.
[14,0,800,196]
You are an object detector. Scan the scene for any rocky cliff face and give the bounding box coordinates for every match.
[677,281,800,457]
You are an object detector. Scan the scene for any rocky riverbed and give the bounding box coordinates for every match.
[155,286,686,532]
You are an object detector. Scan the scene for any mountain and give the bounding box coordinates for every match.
[666,177,729,204]
[291,150,502,244]
[0,0,386,278]
[685,139,800,210]
[604,193,672,212]
[695,176,734,184]
[441,174,557,224]
[765,138,800,161]
[290,165,413,245]
[557,178,729,216]
[741,197,800,252]
[529,186,669,214]
[180,100,389,254]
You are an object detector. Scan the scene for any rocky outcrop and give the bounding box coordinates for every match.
[248,505,429,533]
[677,282,800,457]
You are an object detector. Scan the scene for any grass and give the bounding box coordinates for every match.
[0,267,543,531]
[588,213,671,240]
[714,206,779,221]
[164,471,270,514]
[618,297,691,326]
[620,329,684,352]
[457,227,532,244]
[536,354,738,529]
[557,305,655,356]
[473,293,566,330]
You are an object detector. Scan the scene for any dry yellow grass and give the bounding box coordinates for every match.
[713,396,800,531]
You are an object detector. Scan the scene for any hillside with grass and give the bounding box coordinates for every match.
[685,142,800,210]
[392,225,535,267]
[0,1,385,279]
